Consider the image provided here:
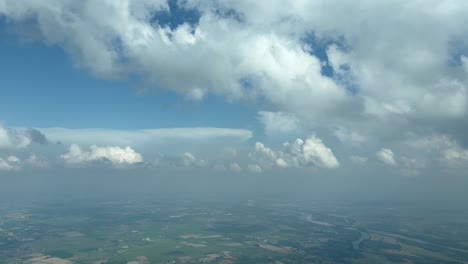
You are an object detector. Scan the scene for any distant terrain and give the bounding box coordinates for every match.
[1,198,468,264]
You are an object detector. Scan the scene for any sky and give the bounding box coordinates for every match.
[1,0,468,187]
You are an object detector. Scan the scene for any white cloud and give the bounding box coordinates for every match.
[2,1,468,175]
[213,162,241,172]
[229,162,242,172]
[410,135,468,165]
[0,155,21,171]
[249,135,339,171]
[0,125,12,149]
[2,0,466,126]
[153,152,209,169]
[253,142,278,164]
[248,164,262,173]
[377,148,396,166]
[39,127,252,147]
[26,154,49,168]
[61,144,143,167]
[257,111,300,135]
[400,157,426,176]
[333,127,365,146]
[275,158,289,168]
[303,136,340,168]
[0,125,45,149]
[181,152,208,168]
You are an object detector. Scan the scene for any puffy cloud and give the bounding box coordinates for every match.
[0,155,21,171]
[229,162,242,172]
[400,157,426,176]
[2,1,466,124]
[25,154,49,168]
[249,135,339,171]
[257,111,300,135]
[295,136,340,168]
[0,125,46,149]
[61,144,143,167]
[213,162,241,172]
[25,129,48,144]
[2,1,468,175]
[154,152,208,168]
[333,127,365,146]
[251,142,278,165]
[410,135,468,165]
[0,126,11,149]
[0,0,350,125]
[377,148,396,166]
[248,164,262,173]
[181,152,208,168]
[275,158,289,168]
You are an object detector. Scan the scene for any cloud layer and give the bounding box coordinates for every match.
[61,144,143,167]
[249,135,339,171]
[1,1,468,176]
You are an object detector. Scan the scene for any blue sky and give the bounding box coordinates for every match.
[1,0,468,176]
[0,29,259,131]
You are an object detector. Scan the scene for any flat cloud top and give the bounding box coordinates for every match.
[34,127,253,146]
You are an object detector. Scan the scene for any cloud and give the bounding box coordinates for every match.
[247,164,262,173]
[229,162,242,172]
[350,155,368,164]
[0,155,21,171]
[2,1,468,176]
[213,162,242,172]
[38,127,252,147]
[377,148,396,166]
[410,135,468,166]
[333,127,365,146]
[181,152,208,168]
[2,1,466,125]
[249,135,339,171]
[25,154,49,168]
[0,126,11,149]
[25,128,48,144]
[61,144,143,167]
[0,125,47,149]
[153,152,208,169]
[257,111,300,135]
[400,157,426,176]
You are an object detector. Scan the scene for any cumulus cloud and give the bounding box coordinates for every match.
[249,135,339,171]
[0,125,47,149]
[229,162,242,172]
[257,111,300,135]
[25,128,48,144]
[410,135,468,166]
[377,148,396,166]
[26,154,49,168]
[0,126,11,149]
[154,152,208,169]
[61,144,143,167]
[2,1,468,175]
[181,152,208,168]
[1,1,466,125]
[248,164,262,173]
[0,155,21,171]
